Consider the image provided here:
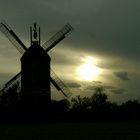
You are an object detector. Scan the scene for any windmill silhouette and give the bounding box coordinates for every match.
[0,22,73,104]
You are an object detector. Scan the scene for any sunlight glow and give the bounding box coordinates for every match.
[77,56,101,81]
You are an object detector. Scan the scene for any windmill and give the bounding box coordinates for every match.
[0,22,73,105]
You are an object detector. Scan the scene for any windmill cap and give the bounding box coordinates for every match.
[21,43,50,62]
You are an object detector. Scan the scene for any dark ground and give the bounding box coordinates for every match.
[0,121,140,140]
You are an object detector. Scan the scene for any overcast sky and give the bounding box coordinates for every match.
[0,0,140,103]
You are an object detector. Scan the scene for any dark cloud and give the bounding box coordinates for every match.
[66,0,140,61]
[86,86,96,91]
[96,61,119,69]
[1,0,140,62]
[114,72,130,80]
[86,84,126,95]
[85,81,103,91]
[104,85,126,95]
[111,88,126,95]
[86,85,102,91]
[92,81,102,84]
[66,82,81,88]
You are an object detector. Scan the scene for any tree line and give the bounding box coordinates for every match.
[0,84,140,122]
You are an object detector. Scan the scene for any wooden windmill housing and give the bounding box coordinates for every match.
[21,24,51,103]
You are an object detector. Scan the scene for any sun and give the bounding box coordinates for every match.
[77,57,100,81]
[79,63,99,81]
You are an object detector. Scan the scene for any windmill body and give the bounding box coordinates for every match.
[21,42,51,104]
[20,24,51,106]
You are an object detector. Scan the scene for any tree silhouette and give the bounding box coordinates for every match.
[71,96,90,109]
[71,87,108,109]
[0,83,140,122]
[90,87,108,108]
[1,83,19,106]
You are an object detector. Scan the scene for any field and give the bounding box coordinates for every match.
[0,121,140,140]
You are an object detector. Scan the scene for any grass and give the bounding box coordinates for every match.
[0,121,140,140]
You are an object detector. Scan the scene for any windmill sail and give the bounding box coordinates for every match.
[42,24,73,52]
[0,69,72,97]
[51,70,72,97]
[0,72,21,93]
[0,22,27,54]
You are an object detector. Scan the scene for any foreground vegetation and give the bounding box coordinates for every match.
[0,121,140,140]
[0,85,140,122]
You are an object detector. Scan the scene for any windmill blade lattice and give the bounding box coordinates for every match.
[51,69,72,97]
[1,69,72,97]
[0,22,27,54]
[42,24,73,52]
[0,72,21,94]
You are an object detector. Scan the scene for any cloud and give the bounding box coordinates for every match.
[66,80,81,88]
[104,85,126,94]
[66,82,81,88]
[66,0,140,61]
[86,84,126,95]
[1,0,140,62]
[50,49,81,66]
[92,81,102,84]
[86,86,96,91]
[114,72,130,80]
[86,85,102,91]
[111,88,126,95]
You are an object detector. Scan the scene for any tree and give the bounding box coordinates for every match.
[1,83,19,106]
[71,96,91,109]
[91,87,108,108]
